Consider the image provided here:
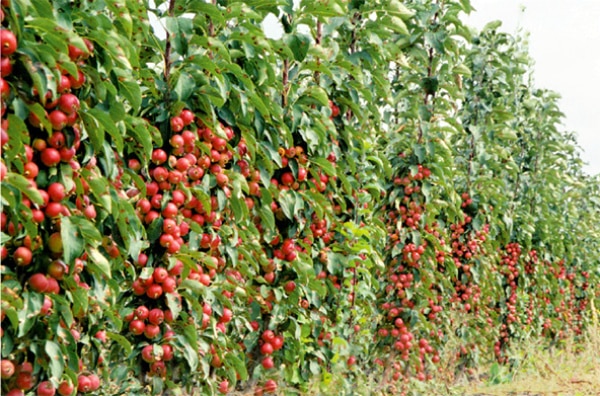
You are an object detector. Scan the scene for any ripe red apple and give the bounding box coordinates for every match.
[48,110,68,130]
[77,375,92,393]
[6,390,25,396]
[263,379,277,393]
[170,116,184,133]
[347,355,356,366]
[144,324,160,339]
[40,148,61,167]
[146,284,163,299]
[218,380,229,394]
[142,345,156,363]
[28,273,49,293]
[58,75,71,93]
[134,305,149,320]
[15,372,34,390]
[129,320,145,335]
[1,359,15,378]
[261,356,274,370]
[47,182,66,202]
[18,362,33,374]
[88,373,100,391]
[180,109,195,125]
[152,267,169,283]
[68,70,85,89]
[148,308,164,325]
[0,56,12,77]
[94,330,107,343]
[58,93,80,114]
[150,361,166,377]
[23,162,39,179]
[14,246,33,266]
[161,276,177,293]
[45,202,64,218]
[45,277,60,294]
[0,76,10,99]
[284,280,296,293]
[40,296,53,315]
[220,307,232,323]
[260,342,273,355]
[0,29,17,56]
[159,344,173,361]
[57,380,74,396]
[36,380,56,396]
[271,335,284,351]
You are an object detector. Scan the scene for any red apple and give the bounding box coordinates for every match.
[36,380,56,396]
[57,380,74,396]
[1,359,15,379]
[0,29,17,56]
[28,273,49,293]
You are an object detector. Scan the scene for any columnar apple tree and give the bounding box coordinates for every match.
[1,0,598,395]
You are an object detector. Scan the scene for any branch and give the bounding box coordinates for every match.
[282,58,289,107]
[314,20,322,85]
[163,0,177,83]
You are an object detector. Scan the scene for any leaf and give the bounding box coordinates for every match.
[166,292,182,321]
[388,0,415,19]
[4,173,43,206]
[87,247,112,278]
[300,86,329,107]
[310,157,336,177]
[80,112,105,152]
[187,2,225,25]
[119,80,142,113]
[88,108,124,154]
[106,332,133,355]
[259,204,275,231]
[180,325,199,370]
[45,340,65,381]
[278,189,301,220]
[71,287,89,319]
[284,33,311,62]
[174,72,195,101]
[225,353,248,381]
[483,20,502,32]
[60,217,84,265]
[180,279,204,295]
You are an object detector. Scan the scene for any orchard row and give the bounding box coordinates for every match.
[1,1,598,396]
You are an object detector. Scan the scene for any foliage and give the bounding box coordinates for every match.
[0,0,598,395]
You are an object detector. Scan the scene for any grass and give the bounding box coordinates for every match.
[423,299,600,396]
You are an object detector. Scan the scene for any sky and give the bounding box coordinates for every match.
[464,1,600,176]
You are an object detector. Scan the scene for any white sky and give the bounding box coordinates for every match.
[465,1,600,175]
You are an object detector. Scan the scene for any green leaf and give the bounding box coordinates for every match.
[119,80,142,113]
[87,247,112,278]
[174,72,195,101]
[88,108,124,154]
[80,111,105,152]
[4,173,44,206]
[60,217,84,265]
[45,340,65,381]
[166,292,182,321]
[310,157,336,177]
[299,86,329,107]
[106,332,133,355]
[284,33,311,62]
[225,353,248,381]
[180,324,199,370]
